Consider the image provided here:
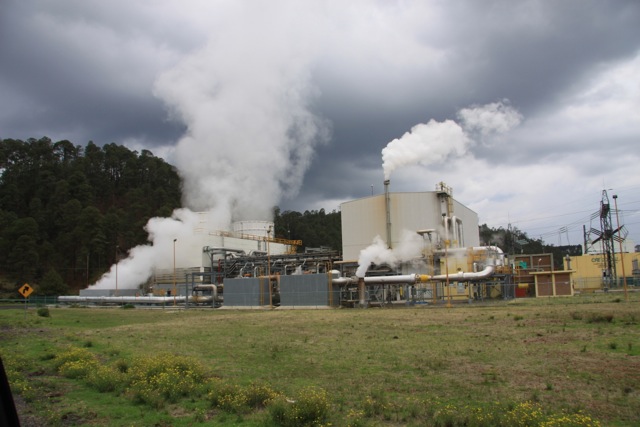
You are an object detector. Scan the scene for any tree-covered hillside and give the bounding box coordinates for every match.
[273,207,342,252]
[479,223,582,269]
[0,137,182,293]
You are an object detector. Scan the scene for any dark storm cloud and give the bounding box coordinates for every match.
[1,0,639,246]
[434,1,640,113]
[309,1,640,157]
[0,0,186,146]
[293,1,640,229]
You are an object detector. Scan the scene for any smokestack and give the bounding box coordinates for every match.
[384,180,392,249]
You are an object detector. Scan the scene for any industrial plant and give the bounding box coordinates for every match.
[60,182,637,308]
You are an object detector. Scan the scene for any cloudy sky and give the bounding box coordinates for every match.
[2,0,640,249]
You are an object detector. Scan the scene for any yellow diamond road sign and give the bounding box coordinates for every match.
[18,283,34,298]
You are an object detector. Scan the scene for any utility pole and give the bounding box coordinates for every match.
[612,195,628,301]
[173,239,177,306]
[115,245,119,296]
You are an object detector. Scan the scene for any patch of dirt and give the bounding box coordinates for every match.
[13,394,48,427]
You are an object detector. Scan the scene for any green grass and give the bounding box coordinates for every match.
[1,293,639,425]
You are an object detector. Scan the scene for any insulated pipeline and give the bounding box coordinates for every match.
[58,295,215,304]
[332,273,430,285]
[430,265,495,281]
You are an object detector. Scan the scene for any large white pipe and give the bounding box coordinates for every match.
[430,245,504,281]
[431,265,495,281]
[333,246,504,287]
[436,246,505,266]
[58,295,215,304]
[443,215,449,246]
[451,216,458,247]
[470,245,505,266]
[332,274,430,286]
[451,216,464,248]
[332,277,355,286]
[362,274,430,284]
[193,285,221,303]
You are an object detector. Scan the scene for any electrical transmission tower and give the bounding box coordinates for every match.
[586,190,627,288]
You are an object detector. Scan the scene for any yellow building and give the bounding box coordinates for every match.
[565,252,640,292]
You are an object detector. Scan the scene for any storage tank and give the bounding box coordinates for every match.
[232,220,274,237]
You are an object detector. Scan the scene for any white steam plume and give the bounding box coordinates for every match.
[154,4,329,223]
[457,100,522,139]
[91,209,211,290]
[367,101,521,277]
[92,3,329,291]
[355,230,423,277]
[382,119,470,181]
[381,100,521,180]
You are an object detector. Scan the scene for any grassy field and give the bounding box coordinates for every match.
[1,293,639,426]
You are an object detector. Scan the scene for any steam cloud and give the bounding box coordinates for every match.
[381,100,521,180]
[382,119,470,181]
[356,230,423,277]
[457,100,523,140]
[361,101,521,277]
[154,34,329,223]
[91,4,329,290]
[92,210,206,290]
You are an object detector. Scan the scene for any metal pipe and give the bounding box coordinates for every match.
[203,246,246,255]
[444,232,451,307]
[193,285,223,304]
[331,277,353,286]
[239,262,253,277]
[451,216,458,247]
[58,295,214,304]
[384,179,392,249]
[435,246,505,266]
[333,274,430,285]
[442,215,449,248]
[431,265,495,281]
[358,277,366,306]
[451,216,464,248]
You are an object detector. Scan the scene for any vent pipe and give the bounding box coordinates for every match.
[358,277,366,307]
[384,179,392,249]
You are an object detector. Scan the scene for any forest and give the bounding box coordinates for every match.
[0,138,341,294]
[0,137,182,294]
[1,137,572,296]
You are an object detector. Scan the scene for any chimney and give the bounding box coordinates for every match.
[384,180,392,249]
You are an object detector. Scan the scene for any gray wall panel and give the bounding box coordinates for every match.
[280,274,338,307]
[224,277,264,306]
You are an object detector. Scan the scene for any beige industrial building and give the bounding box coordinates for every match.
[340,181,480,261]
[565,251,640,292]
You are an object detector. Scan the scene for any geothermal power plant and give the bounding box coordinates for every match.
[60,180,577,308]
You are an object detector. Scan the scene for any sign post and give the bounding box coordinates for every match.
[18,283,34,318]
